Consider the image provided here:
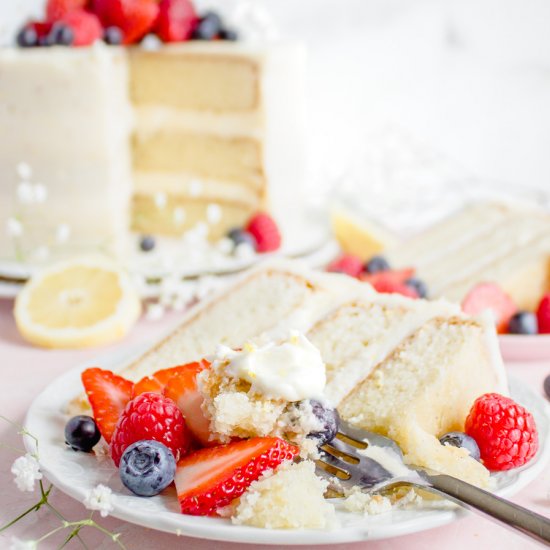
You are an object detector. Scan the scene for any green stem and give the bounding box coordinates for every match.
[0,501,42,532]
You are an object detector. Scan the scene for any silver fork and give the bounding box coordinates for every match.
[316,420,550,546]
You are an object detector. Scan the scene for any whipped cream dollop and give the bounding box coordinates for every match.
[217,332,326,401]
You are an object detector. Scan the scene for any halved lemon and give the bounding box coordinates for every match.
[14,257,142,349]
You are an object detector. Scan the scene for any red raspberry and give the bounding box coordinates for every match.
[536,294,550,334]
[465,393,538,471]
[246,213,281,253]
[60,9,103,46]
[327,254,363,278]
[46,0,88,21]
[110,392,192,467]
[155,0,198,42]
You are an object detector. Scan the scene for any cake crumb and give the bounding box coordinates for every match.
[342,487,392,515]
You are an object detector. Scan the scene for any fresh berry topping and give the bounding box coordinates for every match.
[163,360,213,446]
[16,26,40,47]
[120,440,176,496]
[92,0,160,45]
[360,267,415,286]
[110,392,191,467]
[439,431,480,461]
[536,294,550,334]
[227,228,257,250]
[405,277,428,299]
[461,283,517,333]
[364,255,390,274]
[327,254,363,278]
[508,311,538,335]
[307,400,340,446]
[465,393,538,471]
[46,0,87,21]
[544,375,550,400]
[133,364,201,397]
[103,26,124,44]
[370,279,419,298]
[49,23,75,46]
[139,235,156,252]
[192,11,222,40]
[81,368,134,443]
[60,9,103,46]
[175,437,299,516]
[246,213,281,253]
[155,0,197,42]
[219,28,238,41]
[65,415,101,452]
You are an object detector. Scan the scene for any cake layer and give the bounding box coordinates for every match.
[129,44,261,112]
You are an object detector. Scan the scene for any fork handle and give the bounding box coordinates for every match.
[419,472,550,546]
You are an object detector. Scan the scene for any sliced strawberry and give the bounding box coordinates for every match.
[132,365,193,397]
[164,360,212,446]
[46,0,88,21]
[371,279,419,298]
[360,267,415,286]
[175,437,299,516]
[81,368,133,443]
[462,282,517,333]
[155,0,198,42]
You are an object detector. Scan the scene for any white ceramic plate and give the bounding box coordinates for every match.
[23,348,550,546]
[499,334,550,362]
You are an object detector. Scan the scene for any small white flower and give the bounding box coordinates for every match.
[11,454,42,492]
[83,484,114,518]
[33,183,48,203]
[235,242,256,260]
[16,162,32,180]
[206,204,222,225]
[145,302,165,321]
[55,223,71,244]
[6,217,23,237]
[16,182,34,204]
[173,207,186,226]
[154,192,167,209]
[188,179,203,197]
[10,536,37,550]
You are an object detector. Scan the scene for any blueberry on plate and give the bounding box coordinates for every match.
[364,255,390,274]
[543,375,550,400]
[439,431,480,461]
[405,277,428,299]
[227,228,257,249]
[193,11,223,40]
[120,440,176,497]
[139,235,156,252]
[17,26,39,48]
[65,415,101,452]
[508,311,538,335]
[307,400,340,446]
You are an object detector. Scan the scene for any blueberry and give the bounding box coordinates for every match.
[49,24,74,46]
[104,26,123,45]
[544,375,550,400]
[65,415,101,452]
[405,277,428,299]
[508,311,538,335]
[139,235,156,252]
[120,440,176,497]
[364,255,390,274]
[227,228,257,249]
[439,431,480,461]
[17,26,39,48]
[192,11,223,40]
[307,400,340,446]
[219,28,238,41]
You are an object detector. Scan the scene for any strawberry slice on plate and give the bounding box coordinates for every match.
[81,368,133,443]
[175,437,299,516]
[163,360,212,446]
[132,365,196,397]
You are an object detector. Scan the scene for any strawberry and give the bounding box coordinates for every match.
[246,213,281,253]
[155,0,198,43]
[60,9,102,46]
[360,268,415,286]
[46,0,88,21]
[175,437,299,516]
[461,283,517,333]
[132,365,194,397]
[81,368,133,443]
[536,294,550,334]
[164,360,213,446]
[91,0,159,44]
[326,254,363,278]
[371,279,419,298]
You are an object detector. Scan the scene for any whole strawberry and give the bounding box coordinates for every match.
[246,212,281,253]
[156,0,198,42]
[465,393,538,471]
[110,392,191,467]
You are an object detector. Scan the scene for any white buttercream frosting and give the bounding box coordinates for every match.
[218,332,326,401]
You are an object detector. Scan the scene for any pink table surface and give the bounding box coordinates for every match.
[1,298,549,550]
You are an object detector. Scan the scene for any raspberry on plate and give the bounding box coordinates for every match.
[246,213,281,253]
[110,392,192,467]
[60,9,103,46]
[155,0,198,42]
[536,294,550,334]
[326,254,363,278]
[175,437,299,516]
[465,393,538,471]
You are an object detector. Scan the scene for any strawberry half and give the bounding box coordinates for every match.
[155,0,198,42]
[46,0,88,21]
[371,279,419,298]
[462,282,517,333]
[132,365,197,397]
[81,368,134,443]
[175,437,299,516]
[360,267,415,286]
[163,360,212,446]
